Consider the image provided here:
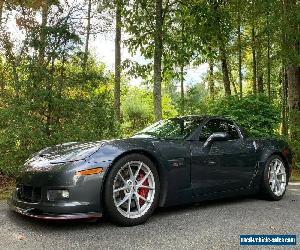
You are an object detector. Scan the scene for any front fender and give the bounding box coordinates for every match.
[86,139,169,208]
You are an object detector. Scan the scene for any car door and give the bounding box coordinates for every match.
[191,118,257,196]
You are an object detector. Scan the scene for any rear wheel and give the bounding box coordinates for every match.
[260,155,287,201]
[104,154,159,226]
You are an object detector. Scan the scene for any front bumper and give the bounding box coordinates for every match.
[8,165,105,220]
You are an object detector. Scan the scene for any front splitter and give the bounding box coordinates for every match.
[9,203,102,220]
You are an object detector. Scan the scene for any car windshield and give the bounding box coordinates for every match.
[134,117,204,140]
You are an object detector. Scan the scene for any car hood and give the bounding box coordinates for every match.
[25,141,106,167]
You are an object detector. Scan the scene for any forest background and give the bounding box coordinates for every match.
[0,0,299,182]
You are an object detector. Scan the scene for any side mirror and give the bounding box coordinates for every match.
[203,132,230,148]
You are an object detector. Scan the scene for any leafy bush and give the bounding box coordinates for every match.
[205,95,281,137]
[288,110,300,168]
[121,88,178,136]
[122,90,153,133]
[0,59,118,176]
[289,139,300,169]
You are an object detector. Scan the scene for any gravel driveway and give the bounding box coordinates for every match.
[0,183,299,250]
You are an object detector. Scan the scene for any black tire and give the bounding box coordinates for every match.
[260,155,287,201]
[103,153,160,226]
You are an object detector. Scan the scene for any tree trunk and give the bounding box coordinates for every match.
[83,0,92,70]
[57,56,66,125]
[0,0,4,91]
[257,44,264,93]
[0,57,4,92]
[46,57,55,137]
[39,1,49,66]
[229,64,238,95]
[180,9,185,115]
[219,45,231,96]
[208,59,214,99]
[257,73,264,93]
[153,0,163,121]
[267,9,271,99]
[213,2,230,97]
[284,0,300,140]
[251,27,257,94]
[180,65,184,115]
[281,68,289,136]
[237,23,243,98]
[3,36,19,98]
[267,34,271,97]
[0,0,3,91]
[0,0,3,26]
[11,56,19,98]
[114,0,122,121]
[287,66,300,139]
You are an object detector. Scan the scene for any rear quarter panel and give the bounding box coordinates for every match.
[254,138,292,181]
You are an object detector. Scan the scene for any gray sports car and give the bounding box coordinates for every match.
[8,116,292,226]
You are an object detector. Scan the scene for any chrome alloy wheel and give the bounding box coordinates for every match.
[268,158,286,196]
[113,161,155,219]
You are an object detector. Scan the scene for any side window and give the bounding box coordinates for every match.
[201,119,223,140]
[227,122,240,140]
[201,119,240,140]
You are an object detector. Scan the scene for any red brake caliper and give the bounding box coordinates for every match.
[137,171,149,205]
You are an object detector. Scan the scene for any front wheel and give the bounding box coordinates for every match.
[260,155,287,201]
[104,154,160,226]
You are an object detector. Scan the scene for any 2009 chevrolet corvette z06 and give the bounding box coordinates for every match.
[9,116,292,226]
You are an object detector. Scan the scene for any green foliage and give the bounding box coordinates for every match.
[0,58,118,176]
[1,0,299,177]
[122,88,153,134]
[205,95,281,137]
[288,110,300,168]
[121,88,177,136]
[162,95,178,119]
[184,83,209,115]
[290,139,300,169]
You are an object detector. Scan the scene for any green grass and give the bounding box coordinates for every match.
[0,175,15,200]
[0,186,14,200]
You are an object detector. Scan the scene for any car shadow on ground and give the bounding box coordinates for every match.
[6,194,257,230]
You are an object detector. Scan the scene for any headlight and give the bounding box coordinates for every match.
[47,189,69,201]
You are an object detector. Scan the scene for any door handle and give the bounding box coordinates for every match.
[204,160,217,166]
